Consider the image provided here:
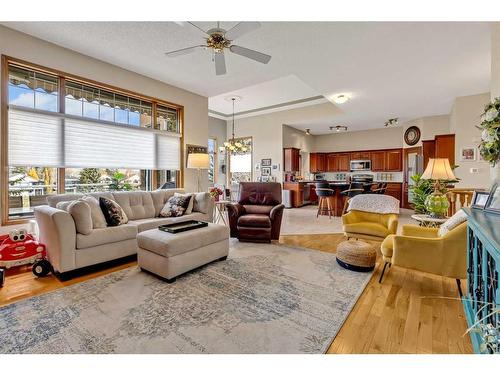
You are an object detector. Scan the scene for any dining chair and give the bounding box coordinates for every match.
[341,182,365,215]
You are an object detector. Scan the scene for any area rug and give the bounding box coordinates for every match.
[0,240,373,354]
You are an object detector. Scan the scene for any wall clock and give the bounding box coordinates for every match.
[404,126,421,146]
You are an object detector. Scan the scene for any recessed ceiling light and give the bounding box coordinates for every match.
[329,125,348,132]
[305,128,311,135]
[332,94,350,104]
[384,118,399,127]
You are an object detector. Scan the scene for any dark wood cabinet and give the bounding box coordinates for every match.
[385,183,402,204]
[325,153,350,172]
[284,148,300,172]
[385,149,402,171]
[310,153,326,173]
[337,153,350,171]
[350,151,371,160]
[370,151,386,171]
[435,134,455,166]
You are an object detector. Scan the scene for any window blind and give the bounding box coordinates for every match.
[8,108,63,167]
[8,107,181,170]
[157,134,181,170]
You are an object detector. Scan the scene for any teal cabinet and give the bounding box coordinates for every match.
[463,208,500,354]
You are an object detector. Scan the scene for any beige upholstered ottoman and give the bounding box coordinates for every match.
[336,240,376,272]
[137,223,229,282]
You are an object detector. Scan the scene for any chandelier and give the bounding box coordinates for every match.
[224,97,249,154]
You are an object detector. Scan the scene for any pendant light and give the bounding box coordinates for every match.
[223,97,248,154]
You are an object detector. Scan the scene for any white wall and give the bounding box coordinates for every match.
[313,126,404,152]
[449,93,491,188]
[0,25,209,217]
[492,23,500,99]
[402,115,450,148]
[282,125,314,178]
[208,116,227,186]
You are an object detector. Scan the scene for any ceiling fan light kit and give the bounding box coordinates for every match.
[165,22,272,75]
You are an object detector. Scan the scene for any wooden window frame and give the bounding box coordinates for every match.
[1,55,185,225]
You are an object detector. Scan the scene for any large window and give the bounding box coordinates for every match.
[208,137,217,184]
[3,60,183,223]
[229,137,252,184]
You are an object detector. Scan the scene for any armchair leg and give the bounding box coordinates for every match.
[379,262,389,283]
[456,279,463,298]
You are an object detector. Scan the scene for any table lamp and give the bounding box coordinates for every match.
[187,153,210,192]
[421,158,456,218]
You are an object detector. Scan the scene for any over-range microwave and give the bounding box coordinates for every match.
[350,159,371,171]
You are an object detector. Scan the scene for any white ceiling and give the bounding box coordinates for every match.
[3,22,491,134]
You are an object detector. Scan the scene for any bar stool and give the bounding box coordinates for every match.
[341,182,365,214]
[315,182,335,218]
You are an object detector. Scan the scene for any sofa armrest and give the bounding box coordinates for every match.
[34,205,77,273]
[401,224,439,238]
[270,204,285,220]
[387,214,399,235]
[341,211,356,225]
[226,203,245,238]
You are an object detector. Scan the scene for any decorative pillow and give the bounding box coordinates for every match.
[193,192,211,214]
[159,195,191,217]
[99,197,129,227]
[68,200,93,235]
[438,210,467,237]
[55,201,74,212]
[80,196,108,229]
[174,192,194,214]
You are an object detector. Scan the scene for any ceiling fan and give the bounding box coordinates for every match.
[165,22,271,75]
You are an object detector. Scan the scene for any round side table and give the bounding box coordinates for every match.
[411,214,448,228]
[214,200,231,225]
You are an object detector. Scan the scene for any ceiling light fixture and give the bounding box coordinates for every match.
[223,97,249,155]
[330,125,348,132]
[384,118,399,127]
[305,128,311,136]
[332,94,350,104]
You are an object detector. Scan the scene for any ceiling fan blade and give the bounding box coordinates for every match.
[224,22,261,40]
[165,45,205,57]
[229,45,271,64]
[187,22,209,36]
[214,52,227,75]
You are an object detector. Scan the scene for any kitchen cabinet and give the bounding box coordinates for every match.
[371,151,386,171]
[350,151,371,160]
[284,148,300,172]
[326,153,350,172]
[384,182,402,204]
[309,184,318,204]
[310,153,326,173]
[283,182,311,207]
[385,149,402,171]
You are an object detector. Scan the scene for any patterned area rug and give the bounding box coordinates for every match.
[0,240,373,354]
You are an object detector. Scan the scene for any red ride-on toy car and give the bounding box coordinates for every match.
[0,229,52,287]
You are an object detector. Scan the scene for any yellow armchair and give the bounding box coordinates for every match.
[342,210,399,241]
[380,222,467,294]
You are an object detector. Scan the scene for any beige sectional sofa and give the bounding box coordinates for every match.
[34,189,214,275]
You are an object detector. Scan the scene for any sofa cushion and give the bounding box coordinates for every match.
[238,214,272,228]
[76,224,138,249]
[112,191,155,220]
[137,224,229,258]
[49,194,83,208]
[174,192,194,214]
[129,213,207,232]
[150,189,185,217]
[99,197,128,226]
[68,200,93,235]
[81,196,108,229]
[242,205,273,215]
[56,200,74,212]
[343,222,390,238]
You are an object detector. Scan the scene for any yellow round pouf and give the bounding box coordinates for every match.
[336,240,376,272]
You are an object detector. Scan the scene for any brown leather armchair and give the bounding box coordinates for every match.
[226,182,285,243]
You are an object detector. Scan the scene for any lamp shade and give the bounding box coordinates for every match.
[187,153,210,169]
[421,158,456,180]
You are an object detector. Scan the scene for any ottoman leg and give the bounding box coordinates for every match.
[379,262,389,283]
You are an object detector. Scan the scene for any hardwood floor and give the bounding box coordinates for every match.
[0,233,472,354]
[280,234,473,354]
